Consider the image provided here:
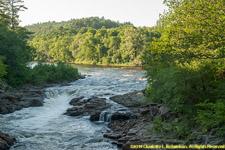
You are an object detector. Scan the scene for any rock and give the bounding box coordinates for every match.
[111,112,136,121]
[127,129,138,136]
[103,133,122,139]
[67,110,84,116]
[69,96,84,105]
[0,132,15,150]
[65,97,112,118]
[109,90,145,107]
[90,111,101,121]
[150,106,159,117]
[197,135,225,145]
[140,108,149,115]
[29,97,44,107]
[0,86,45,114]
[159,106,170,116]
[0,140,9,150]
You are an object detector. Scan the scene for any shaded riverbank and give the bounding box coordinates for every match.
[105,91,225,150]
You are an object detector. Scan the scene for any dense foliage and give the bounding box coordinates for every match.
[27,62,81,85]
[28,22,160,66]
[0,58,6,82]
[0,0,33,86]
[26,17,133,37]
[144,0,225,136]
[0,0,80,87]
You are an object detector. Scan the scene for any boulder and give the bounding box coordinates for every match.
[90,111,101,121]
[69,96,84,105]
[109,90,145,107]
[65,97,112,118]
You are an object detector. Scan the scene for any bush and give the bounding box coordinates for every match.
[27,62,81,85]
[0,58,7,82]
[196,99,225,137]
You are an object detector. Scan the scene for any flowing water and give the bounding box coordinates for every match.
[0,65,147,150]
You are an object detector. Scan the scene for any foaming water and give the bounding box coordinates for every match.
[0,65,147,150]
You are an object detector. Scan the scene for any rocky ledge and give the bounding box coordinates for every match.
[104,90,225,150]
[0,85,49,114]
[65,96,137,123]
[0,132,15,150]
[65,96,112,118]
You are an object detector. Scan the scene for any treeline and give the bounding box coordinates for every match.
[0,0,80,87]
[28,21,160,66]
[144,0,225,139]
[26,17,133,37]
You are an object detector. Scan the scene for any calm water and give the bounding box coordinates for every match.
[0,65,147,150]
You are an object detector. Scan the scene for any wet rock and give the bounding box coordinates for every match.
[66,97,112,117]
[0,86,46,114]
[67,110,84,116]
[0,132,15,150]
[28,97,44,107]
[69,96,84,105]
[90,111,101,121]
[103,132,122,139]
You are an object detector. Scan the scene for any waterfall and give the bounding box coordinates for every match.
[46,89,59,98]
[106,113,112,123]
[99,111,112,123]
[99,111,106,122]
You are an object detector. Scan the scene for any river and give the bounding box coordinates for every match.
[0,65,147,150]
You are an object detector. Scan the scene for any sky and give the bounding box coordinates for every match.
[19,0,167,27]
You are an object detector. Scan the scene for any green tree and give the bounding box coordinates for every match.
[144,0,225,136]
[120,26,145,65]
[2,0,26,30]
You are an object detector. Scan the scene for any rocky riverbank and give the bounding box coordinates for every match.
[105,91,225,150]
[0,85,47,114]
[65,89,225,149]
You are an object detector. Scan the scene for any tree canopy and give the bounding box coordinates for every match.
[144,0,225,137]
[28,21,160,66]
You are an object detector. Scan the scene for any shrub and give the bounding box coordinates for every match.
[196,99,225,137]
[27,62,81,85]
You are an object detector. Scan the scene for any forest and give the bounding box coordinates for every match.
[27,17,160,66]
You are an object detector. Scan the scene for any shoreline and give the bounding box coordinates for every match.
[32,60,144,69]
[105,91,225,150]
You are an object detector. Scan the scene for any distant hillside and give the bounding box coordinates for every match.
[25,17,133,37]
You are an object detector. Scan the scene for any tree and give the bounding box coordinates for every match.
[120,26,145,65]
[3,0,27,30]
[144,0,225,135]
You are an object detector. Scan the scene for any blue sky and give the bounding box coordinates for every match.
[19,0,167,27]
